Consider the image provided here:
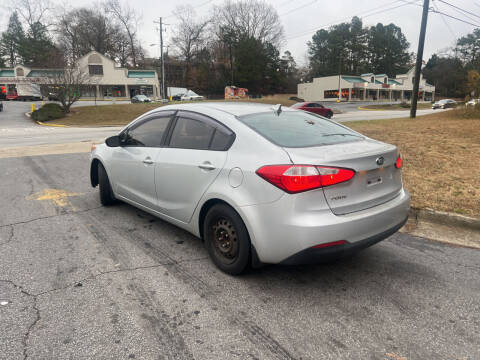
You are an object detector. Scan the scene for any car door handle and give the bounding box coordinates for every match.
[143,157,154,165]
[198,162,216,171]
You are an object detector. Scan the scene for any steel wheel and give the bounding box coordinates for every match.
[203,204,251,275]
[211,218,238,264]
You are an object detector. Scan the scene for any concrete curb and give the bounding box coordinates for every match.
[26,111,68,127]
[357,106,386,111]
[410,207,480,231]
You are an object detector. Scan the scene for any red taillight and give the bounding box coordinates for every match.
[312,240,347,249]
[395,154,403,169]
[256,165,355,193]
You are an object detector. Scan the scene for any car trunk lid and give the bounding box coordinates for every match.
[283,139,403,215]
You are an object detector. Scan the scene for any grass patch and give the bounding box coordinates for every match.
[347,110,480,217]
[45,95,298,127]
[31,103,65,121]
[360,102,433,110]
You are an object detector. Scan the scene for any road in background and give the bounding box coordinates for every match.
[0,101,121,147]
[0,101,447,148]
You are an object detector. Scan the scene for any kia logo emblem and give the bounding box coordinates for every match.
[376,157,384,166]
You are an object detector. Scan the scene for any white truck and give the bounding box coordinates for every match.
[7,83,42,101]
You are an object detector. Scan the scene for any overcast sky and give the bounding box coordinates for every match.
[1,0,479,69]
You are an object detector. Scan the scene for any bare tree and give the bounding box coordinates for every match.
[213,0,284,46]
[11,0,54,30]
[103,0,141,67]
[171,6,210,86]
[42,62,94,113]
[56,8,120,62]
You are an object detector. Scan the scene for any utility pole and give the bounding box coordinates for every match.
[159,17,165,100]
[410,0,430,118]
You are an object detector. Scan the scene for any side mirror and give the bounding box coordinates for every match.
[105,135,121,147]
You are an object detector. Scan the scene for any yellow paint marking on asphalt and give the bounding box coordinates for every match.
[36,121,68,127]
[27,189,83,207]
[385,353,408,360]
[357,105,385,111]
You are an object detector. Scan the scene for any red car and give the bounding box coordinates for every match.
[291,102,333,118]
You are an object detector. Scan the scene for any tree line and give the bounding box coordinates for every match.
[0,0,143,69]
[307,16,412,78]
[1,0,478,98]
[423,29,480,99]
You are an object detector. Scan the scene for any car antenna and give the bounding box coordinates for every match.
[273,104,282,116]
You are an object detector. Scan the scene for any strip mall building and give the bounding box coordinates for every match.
[298,66,435,102]
[0,51,160,100]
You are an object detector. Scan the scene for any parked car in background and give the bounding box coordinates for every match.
[48,92,59,101]
[432,99,457,109]
[291,102,334,118]
[90,103,409,275]
[171,93,184,101]
[131,95,152,103]
[466,98,479,106]
[181,90,204,101]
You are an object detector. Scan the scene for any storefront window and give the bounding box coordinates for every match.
[80,86,96,97]
[101,85,126,97]
[324,90,338,99]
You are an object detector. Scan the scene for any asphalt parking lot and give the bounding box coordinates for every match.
[0,101,478,359]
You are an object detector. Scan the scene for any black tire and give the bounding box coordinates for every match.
[326,111,333,119]
[203,204,251,275]
[98,163,116,206]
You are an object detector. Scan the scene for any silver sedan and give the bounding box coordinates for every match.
[90,102,410,274]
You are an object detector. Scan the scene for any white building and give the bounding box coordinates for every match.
[0,51,160,100]
[298,66,435,102]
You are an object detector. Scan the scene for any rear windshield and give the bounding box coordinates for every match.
[238,110,363,147]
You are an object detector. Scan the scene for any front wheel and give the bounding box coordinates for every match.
[203,204,251,275]
[98,163,116,206]
[326,111,333,119]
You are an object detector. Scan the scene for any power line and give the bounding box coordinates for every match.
[437,2,478,24]
[399,0,480,26]
[277,0,294,7]
[432,2,456,40]
[280,0,318,17]
[437,0,480,20]
[285,0,415,40]
[430,7,480,27]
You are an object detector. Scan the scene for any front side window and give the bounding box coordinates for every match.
[124,113,173,147]
[239,111,363,148]
[89,65,103,76]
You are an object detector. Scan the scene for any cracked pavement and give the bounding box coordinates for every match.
[0,102,479,359]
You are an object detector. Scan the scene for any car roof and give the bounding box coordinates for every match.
[153,101,293,117]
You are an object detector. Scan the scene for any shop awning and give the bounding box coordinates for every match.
[128,71,156,78]
[0,70,14,77]
[341,76,368,83]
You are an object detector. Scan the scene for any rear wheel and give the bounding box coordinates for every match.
[203,204,250,275]
[98,163,116,206]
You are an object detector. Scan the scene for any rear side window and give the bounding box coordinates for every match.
[210,129,234,150]
[169,117,215,150]
[167,112,235,151]
[239,111,363,148]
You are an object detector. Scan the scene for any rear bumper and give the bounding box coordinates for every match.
[279,216,407,265]
[239,188,410,264]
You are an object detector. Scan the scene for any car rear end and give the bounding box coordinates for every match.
[237,109,410,264]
